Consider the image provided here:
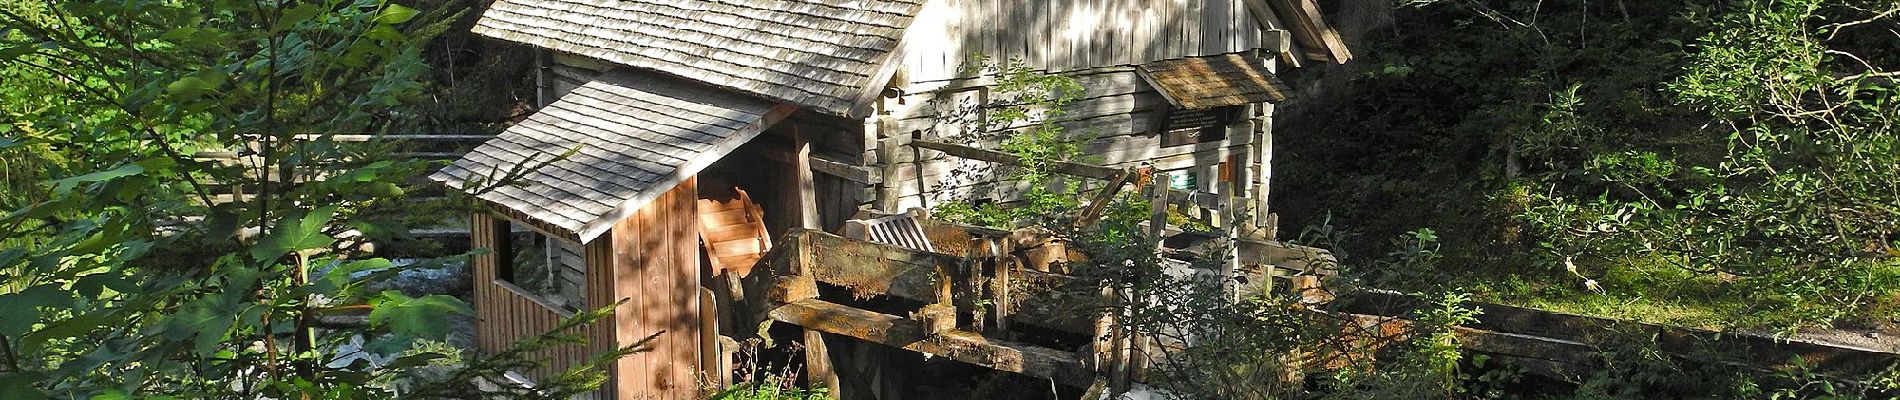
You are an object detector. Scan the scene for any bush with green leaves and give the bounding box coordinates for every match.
[707,377,832,400]
[1278,0,1900,332]
[0,0,636,398]
[1517,0,1900,331]
[933,57,1091,230]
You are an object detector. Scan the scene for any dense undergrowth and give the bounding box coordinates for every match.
[935,61,1900,399]
[1274,0,1900,333]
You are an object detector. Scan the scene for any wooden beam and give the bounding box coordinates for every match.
[1074,168,1139,229]
[804,330,841,393]
[788,229,953,303]
[910,140,1123,180]
[875,135,902,212]
[810,155,880,184]
[1261,0,1352,64]
[772,230,1095,336]
[769,299,1095,387]
[794,127,820,230]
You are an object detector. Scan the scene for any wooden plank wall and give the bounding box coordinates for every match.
[814,171,867,232]
[899,0,1267,84]
[474,180,705,399]
[608,178,703,400]
[874,67,1266,211]
[470,213,606,396]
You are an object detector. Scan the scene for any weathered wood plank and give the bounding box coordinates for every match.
[911,140,1123,179]
[811,155,881,184]
[897,0,1266,83]
[792,229,951,302]
[1263,0,1351,64]
[769,299,1096,387]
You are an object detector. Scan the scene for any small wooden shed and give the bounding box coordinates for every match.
[430,71,803,399]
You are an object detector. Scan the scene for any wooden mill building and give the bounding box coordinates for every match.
[430,0,1350,398]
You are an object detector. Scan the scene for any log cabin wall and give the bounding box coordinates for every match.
[897,0,1277,82]
[851,0,1283,216]
[875,68,1272,213]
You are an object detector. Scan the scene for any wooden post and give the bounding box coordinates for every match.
[1255,105,1274,234]
[909,130,929,210]
[875,126,901,213]
[795,126,820,231]
[1147,171,1170,249]
[990,237,1014,338]
[782,185,840,398]
[1220,180,1240,303]
[1092,284,1126,393]
[699,288,725,389]
[805,330,840,394]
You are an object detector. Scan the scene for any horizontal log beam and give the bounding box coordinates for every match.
[769,299,1095,387]
[1332,290,1900,377]
[811,155,881,184]
[910,140,1123,180]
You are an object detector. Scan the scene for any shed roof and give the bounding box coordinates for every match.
[431,70,793,243]
[472,0,924,118]
[1138,53,1294,110]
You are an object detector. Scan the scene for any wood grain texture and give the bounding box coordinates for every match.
[769,299,1096,387]
[1140,53,1293,109]
[609,179,703,400]
[471,213,607,397]
[899,0,1270,84]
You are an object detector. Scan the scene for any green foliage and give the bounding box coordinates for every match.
[934,57,1091,230]
[1320,292,1483,400]
[1517,0,1900,331]
[1278,0,1900,331]
[1736,357,1900,400]
[707,377,832,400]
[0,0,629,398]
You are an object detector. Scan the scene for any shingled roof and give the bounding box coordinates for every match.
[431,70,794,243]
[1138,53,1294,110]
[472,0,925,118]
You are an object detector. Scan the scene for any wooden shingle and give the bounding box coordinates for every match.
[472,0,924,118]
[1138,53,1294,110]
[430,70,794,243]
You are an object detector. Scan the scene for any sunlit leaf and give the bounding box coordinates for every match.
[366,25,404,41]
[50,164,144,194]
[375,4,419,24]
[249,205,338,262]
[368,291,472,341]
